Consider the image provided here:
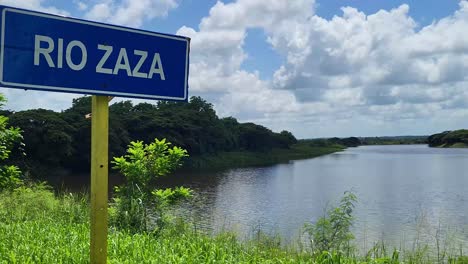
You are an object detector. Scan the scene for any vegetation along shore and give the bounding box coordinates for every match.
[427,129,468,148]
[2,96,346,181]
[2,183,468,263]
[2,93,468,263]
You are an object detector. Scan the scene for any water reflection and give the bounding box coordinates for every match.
[166,145,468,248]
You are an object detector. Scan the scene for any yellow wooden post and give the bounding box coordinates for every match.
[90,95,109,264]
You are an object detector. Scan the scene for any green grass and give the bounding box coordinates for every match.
[1,185,468,263]
[184,143,344,170]
[0,186,314,263]
[448,143,468,148]
[435,142,468,148]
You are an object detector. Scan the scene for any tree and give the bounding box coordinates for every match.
[61,96,92,171]
[340,137,361,147]
[111,138,191,233]
[276,130,298,148]
[9,109,74,173]
[220,117,241,151]
[427,131,451,147]
[239,123,277,151]
[0,94,23,190]
[6,94,301,179]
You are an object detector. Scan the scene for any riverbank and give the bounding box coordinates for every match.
[183,142,345,170]
[1,185,467,263]
[434,143,468,148]
[428,129,468,148]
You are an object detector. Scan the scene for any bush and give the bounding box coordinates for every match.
[110,138,192,233]
[304,191,357,255]
[0,94,24,190]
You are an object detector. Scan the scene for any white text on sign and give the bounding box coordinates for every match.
[33,35,166,80]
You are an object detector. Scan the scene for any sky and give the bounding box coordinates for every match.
[1,0,468,138]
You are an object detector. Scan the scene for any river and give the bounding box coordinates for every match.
[162,145,468,250]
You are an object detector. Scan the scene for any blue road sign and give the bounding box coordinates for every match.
[0,6,189,101]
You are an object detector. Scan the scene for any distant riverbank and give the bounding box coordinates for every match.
[428,129,468,148]
[181,135,432,170]
[434,143,468,148]
[183,142,344,170]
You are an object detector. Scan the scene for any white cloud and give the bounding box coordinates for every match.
[2,89,78,112]
[272,2,468,97]
[175,0,468,137]
[74,1,88,11]
[199,0,314,30]
[84,0,178,28]
[177,0,315,116]
[0,0,69,15]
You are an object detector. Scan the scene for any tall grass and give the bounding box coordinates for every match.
[1,186,468,263]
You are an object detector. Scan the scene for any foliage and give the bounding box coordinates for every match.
[428,130,468,148]
[0,183,88,224]
[0,94,23,190]
[7,95,298,182]
[360,136,427,146]
[0,186,372,263]
[0,165,22,190]
[328,137,362,147]
[303,137,362,148]
[304,136,427,148]
[111,138,191,232]
[186,143,344,169]
[8,109,74,175]
[304,191,357,255]
[3,186,468,263]
[153,186,193,206]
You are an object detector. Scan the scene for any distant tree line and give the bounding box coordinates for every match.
[360,136,427,145]
[302,135,427,148]
[4,96,297,180]
[427,130,468,147]
[304,137,362,148]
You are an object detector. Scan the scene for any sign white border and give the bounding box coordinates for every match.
[0,7,189,100]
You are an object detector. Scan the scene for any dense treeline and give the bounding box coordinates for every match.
[303,135,427,148]
[360,136,427,145]
[5,96,297,179]
[304,137,361,147]
[428,129,468,148]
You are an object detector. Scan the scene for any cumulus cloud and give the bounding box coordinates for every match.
[2,89,78,111]
[0,0,69,15]
[272,2,468,102]
[175,0,468,137]
[177,0,315,115]
[84,0,178,28]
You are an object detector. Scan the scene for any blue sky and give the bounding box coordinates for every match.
[1,0,468,138]
[54,1,462,32]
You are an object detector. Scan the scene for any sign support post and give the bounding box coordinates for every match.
[90,95,109,264]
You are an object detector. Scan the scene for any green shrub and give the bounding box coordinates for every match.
[0,94,24,190]
[111,138,192,233]
[304,191,357,255]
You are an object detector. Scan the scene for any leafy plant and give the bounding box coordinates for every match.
[111,138,191,233]
[304,191,357,255]
[0,94,24,190]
